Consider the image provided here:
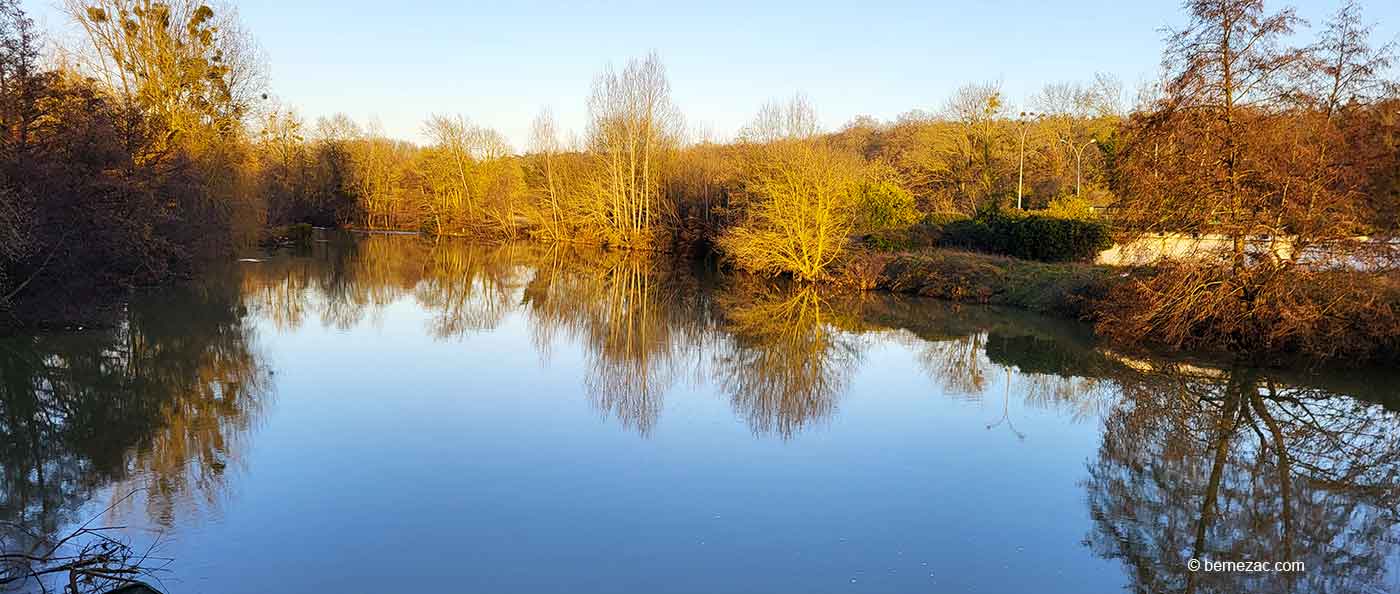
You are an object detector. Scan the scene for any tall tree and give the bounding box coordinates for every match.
[1311,0,1396,117]
[1155,0,1307,270]
[63,0,265,142]
[944,82,1009,205]
[584,52,681,247]
[1102,0,1399,358]
[0,0,40,305]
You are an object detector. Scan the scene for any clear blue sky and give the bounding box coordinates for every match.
[22,0,1400,149]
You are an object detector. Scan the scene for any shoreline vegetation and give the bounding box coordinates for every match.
[1,0,1398,367]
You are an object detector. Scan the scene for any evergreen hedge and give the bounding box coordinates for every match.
[939,206,1112,262]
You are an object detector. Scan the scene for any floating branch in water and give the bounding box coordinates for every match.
[1,491,172,594]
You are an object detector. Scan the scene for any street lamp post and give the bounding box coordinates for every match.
[1060,138,1097,197]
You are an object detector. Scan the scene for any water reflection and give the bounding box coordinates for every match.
[1085,361,1400,594]
[0,271,270,549]
[522,248,711,435]
[2,234,1397,592]
[714,283,865,437]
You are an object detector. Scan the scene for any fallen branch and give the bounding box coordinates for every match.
[1,491,171,594]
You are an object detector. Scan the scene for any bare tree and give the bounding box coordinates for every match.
[1311,0,1397,116]
[528,108,571,240]
[583,51,683,247]
[62,0,267,139]
[740,93,820,143]
[422,113,476,234]
[944,81,1010,204]
[719,97,865,281]
[1101,0,1400,359]
[1032,75,1123,202]
[1124,0,1310,271]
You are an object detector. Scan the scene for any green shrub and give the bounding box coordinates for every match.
[940,218,992,250]
[1043,195,1098,221]
[855,212,972,253]
[862,212,964,252]
[863,230,913,252]
[856,165,920,233]
[939,205,1111,262]
[863,225,940,251]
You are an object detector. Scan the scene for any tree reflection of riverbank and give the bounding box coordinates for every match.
[1,268,271,557]
[1085,362,1400,594]
[522,248,712,435]
[714,283,866,438]
[4,234,1397,592]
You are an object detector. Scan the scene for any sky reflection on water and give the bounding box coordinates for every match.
[2,234,1398,594]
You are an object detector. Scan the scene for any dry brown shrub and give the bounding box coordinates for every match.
[1095,263,1400,363]
[832,250,893,291]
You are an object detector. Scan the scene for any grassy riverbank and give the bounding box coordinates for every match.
[861,247,1400,366]
[871,249,1119,318]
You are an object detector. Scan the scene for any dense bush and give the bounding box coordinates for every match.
[718,139,865,281]
[861,225,937,252]
[940,217,995,251]
[0,2,260,323]
[1095,264,1400,363]
[861,212,973,252]
[922,212,971,228]
[856,163,920,233]
[1042,194,1099,221]
[940,206,1112,262]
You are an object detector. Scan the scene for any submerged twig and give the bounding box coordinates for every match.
[1,490,171,594]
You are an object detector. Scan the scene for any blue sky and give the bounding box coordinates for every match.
[22,0,1400,148]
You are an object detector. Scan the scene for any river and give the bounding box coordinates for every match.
[2,233,1397,593]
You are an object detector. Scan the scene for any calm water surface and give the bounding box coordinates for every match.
[3,234,1399,594]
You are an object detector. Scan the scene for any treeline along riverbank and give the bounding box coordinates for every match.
[2,0,1398,366]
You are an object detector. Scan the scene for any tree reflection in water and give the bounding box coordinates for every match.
[713,282,865,438]
[1084,361,1400,594]
[521,247,712,435]
[916,332,993,399]
[4,234,1398,591]
[1,269,270,552]
[416,242,529,338]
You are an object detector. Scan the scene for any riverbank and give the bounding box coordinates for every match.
[320,231,1400,366]
[871,249,1118,318]
[8,227,1397,367]
[860,246,1400,366]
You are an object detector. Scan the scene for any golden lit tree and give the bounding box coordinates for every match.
[63,0,265,141]
[581,52,682,248]
[719,97,864,281]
